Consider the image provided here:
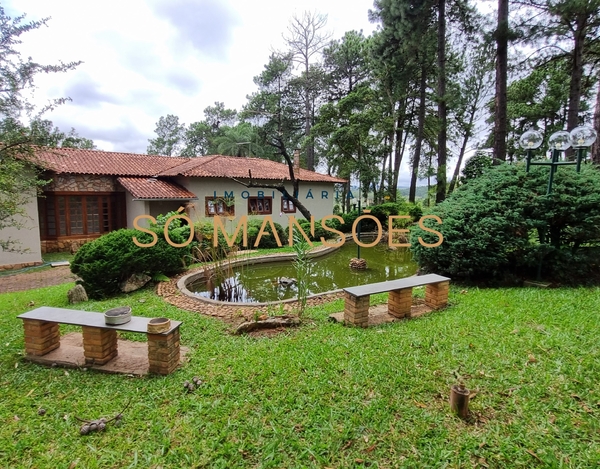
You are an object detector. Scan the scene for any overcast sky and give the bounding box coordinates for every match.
[8,0,465,187]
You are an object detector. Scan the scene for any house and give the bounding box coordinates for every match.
[0,147,346,271]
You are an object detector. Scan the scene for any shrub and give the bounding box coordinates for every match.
[410,164,600,284]
[71,228,190,299]
[246,218,287,249]
[297,218,338,242]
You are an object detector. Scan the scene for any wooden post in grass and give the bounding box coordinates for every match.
[450,384,470,419]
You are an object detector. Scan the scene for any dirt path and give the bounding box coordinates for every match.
[0,266,76,294]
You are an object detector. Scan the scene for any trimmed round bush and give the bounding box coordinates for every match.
[246,218,287,249]
[410,164,600,284]
[71,228,190,299]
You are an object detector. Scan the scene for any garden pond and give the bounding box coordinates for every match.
[187,241,418,303]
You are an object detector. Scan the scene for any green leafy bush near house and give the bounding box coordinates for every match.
[246,218,287,249]
[410,164,600,284]
[71,228,190,299]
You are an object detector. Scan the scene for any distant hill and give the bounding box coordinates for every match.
[398,186,429,200]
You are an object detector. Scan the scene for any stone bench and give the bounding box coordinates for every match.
[343,274,450,327]
[17,307,182,375]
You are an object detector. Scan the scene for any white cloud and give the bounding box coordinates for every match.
[8,0,407,177]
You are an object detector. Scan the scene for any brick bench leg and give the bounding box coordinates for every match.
[148,328,180,375]
[23,319,60,356]
[425,281,449,309]
[388,287,412,318]
[82,326,118,365]
[343,292,370,327]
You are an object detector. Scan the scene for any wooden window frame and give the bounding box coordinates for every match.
[38,192,126,240]
[248,196,272,215]
[205,196,235,217]
[281,197,296,213]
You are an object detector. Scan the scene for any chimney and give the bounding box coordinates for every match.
[293,149,301,173]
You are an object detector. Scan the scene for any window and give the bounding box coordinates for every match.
[205,197,235,217]
[281,197,296,213]
[248,196,272,215]
[38,193,126,239]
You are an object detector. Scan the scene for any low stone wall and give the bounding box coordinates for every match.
[41,237,96,254]
[0,261,44,272]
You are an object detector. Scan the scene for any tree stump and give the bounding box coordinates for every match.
[349,258,367,270]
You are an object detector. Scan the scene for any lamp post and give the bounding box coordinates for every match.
[521,126,597,194]
[520,126,597,280]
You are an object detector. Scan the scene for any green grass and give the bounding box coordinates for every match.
[1,284,600,468]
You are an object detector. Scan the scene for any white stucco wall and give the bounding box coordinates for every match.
[0,190,43,269]
[125,193,149,228]
[179,177,338,223]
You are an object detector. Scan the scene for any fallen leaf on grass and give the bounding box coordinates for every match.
[527,354,537,364]
[525,449,542,462]
[355,459,364,464]
[68,461,78,469]
[341,440,353,450]
[13,415,19,421]
[366,444,377,453]
[413,400,427,408]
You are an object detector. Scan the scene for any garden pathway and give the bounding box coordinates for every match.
[0,266,76,294]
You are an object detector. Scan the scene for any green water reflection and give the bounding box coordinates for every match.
[189,242,418,303]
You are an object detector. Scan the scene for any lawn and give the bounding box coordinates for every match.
[1,283,599,468]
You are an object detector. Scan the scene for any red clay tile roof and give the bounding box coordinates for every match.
[117,177,197,200]
[157,155,347,183]
[32,147,347,184]
[33,147,187,176]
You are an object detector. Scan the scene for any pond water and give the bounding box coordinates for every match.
[187,241,418,303]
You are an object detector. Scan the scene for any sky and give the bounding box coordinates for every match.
[8,0,457,187]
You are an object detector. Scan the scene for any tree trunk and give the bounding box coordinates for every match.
[592,79,600,165]
[566,13,587,160]
[410,65,428,203]
[392,115,404,200]
[493,0,509,164]
[305,58,314,171]
[436,0,447,204]
[449,79,483,193]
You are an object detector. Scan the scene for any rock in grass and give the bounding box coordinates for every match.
[120,273,151,293]
[67,284,88,304]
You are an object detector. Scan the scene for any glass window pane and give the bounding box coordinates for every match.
[58,196,66,236]
[86,197,100,233]
[69,196,84,235]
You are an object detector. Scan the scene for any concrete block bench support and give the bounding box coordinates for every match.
[82,326,118,365]
[148,328,181,375]
[343,274,451,327]
[18,307,182,375]
[22,319,61,356]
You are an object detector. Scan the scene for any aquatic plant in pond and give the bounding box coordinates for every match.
[188,242,418,303]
